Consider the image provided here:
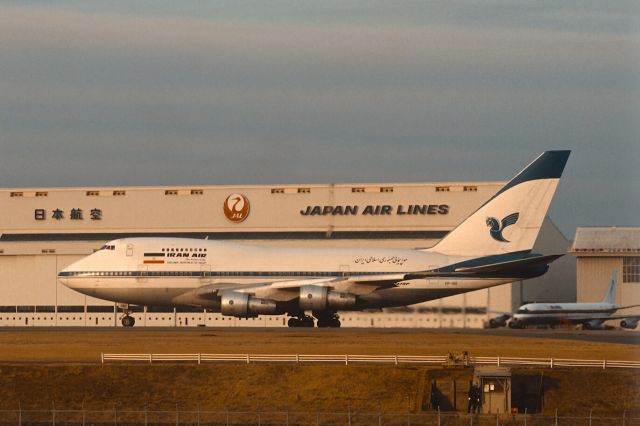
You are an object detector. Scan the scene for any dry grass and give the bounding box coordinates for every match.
[0,328,636,363]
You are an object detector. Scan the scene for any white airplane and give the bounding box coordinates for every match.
[497,271,640,330]
[59,151,570,328]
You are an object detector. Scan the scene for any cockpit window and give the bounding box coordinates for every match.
[99,245,116,251]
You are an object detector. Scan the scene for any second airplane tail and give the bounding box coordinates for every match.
[427,150,570,258]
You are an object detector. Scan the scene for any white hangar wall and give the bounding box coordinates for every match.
[0,181,574,327]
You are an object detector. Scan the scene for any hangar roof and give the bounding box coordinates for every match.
[570,227,640,256]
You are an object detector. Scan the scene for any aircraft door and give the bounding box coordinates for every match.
[200,264,212,283]
[126,243,134,257]
[137,264,148,283]
[339,264,350,278]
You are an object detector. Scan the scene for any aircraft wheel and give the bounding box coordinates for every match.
[330,319,341,328]
[122,315,135,327]
[287,318,300,328]
[317,319,329,328]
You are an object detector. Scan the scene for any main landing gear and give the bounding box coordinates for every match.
[119,305,136,327]
[315,311,341,328]
[287,315,314,328]
[286,312,342,328]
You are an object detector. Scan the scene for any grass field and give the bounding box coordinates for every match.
[0,328,637,363]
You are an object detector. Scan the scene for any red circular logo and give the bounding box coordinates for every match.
[223,194,250,223]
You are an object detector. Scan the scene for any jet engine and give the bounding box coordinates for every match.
[299,285,357,311]
[221,292,278,318]
[582,320,604,330]
[620,319,638,329]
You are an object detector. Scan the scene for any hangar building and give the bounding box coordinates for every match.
[570,227,640,325]
[0,180,574,327]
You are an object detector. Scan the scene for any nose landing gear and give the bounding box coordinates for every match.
[119,304,136,327]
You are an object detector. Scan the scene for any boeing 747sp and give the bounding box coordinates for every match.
[59,151,570,327]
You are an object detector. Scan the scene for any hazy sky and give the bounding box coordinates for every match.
[0,1,638,235]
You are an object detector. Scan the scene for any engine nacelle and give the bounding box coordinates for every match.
[582,320,603,330]
[299,285,357,311]
[488,315,509,328]
[620,319,638,329]
[221,292,278,318]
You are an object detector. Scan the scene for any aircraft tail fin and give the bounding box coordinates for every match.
[602,271,617,304]
[427,151,570,257]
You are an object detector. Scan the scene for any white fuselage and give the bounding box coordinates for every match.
[59,237,513,311]
[512,302,617,326]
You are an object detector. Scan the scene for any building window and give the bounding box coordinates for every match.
[271,188,284,194]
[435,186,450,192]
[113,190,126,196]
[191,189,203,195]
[10,192,23,197]
[297,188,310,193]
[623,257,640,283]
[86,191,99,196]
[165,190,178,195]
[35,192,48,197]
[463,186,477,192]
[380,187,394,193]
[351,187,365,193]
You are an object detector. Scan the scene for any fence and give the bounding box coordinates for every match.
[100,353,640,369]
[0,408,638,426]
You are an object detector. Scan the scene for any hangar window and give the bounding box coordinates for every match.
[271,188,284,194]
[113,190,126,196]
[191,189,203,195]
[86,191,99,196]
[380,187,394,193]
[10,192,23,197]
[35,192,48,197]
[464,186,478,192]
[623,257,640,283]
[351,187,365,193]
[297,188,311,193]
[435,186,450,192]
[165,190,178,195]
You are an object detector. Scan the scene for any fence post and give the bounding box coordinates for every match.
[246,354,250,364]
[497,356,500,367]
[395,355,398,366]
[345,354,349,365]
[198,353,201,365]
[149,354,152,364]
[101,353,104,364]
[524,407,527,426]
[496,411,499,426]
[589,409,592,426]
[555,408,558,426]
[550,358,553,369]
[603,359,606,369]
[437,407,441,426]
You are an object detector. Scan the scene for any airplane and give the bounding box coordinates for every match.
[489,271,640,330]
[58,150,570,328]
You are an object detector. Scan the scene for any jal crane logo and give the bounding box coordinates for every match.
[486,212,519,242]
[223,194,250,223]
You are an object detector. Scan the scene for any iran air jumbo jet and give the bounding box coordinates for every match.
[59,151,570,327]
[498,272,640,330]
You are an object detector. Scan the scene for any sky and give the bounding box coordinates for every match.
[0,1,638,236]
